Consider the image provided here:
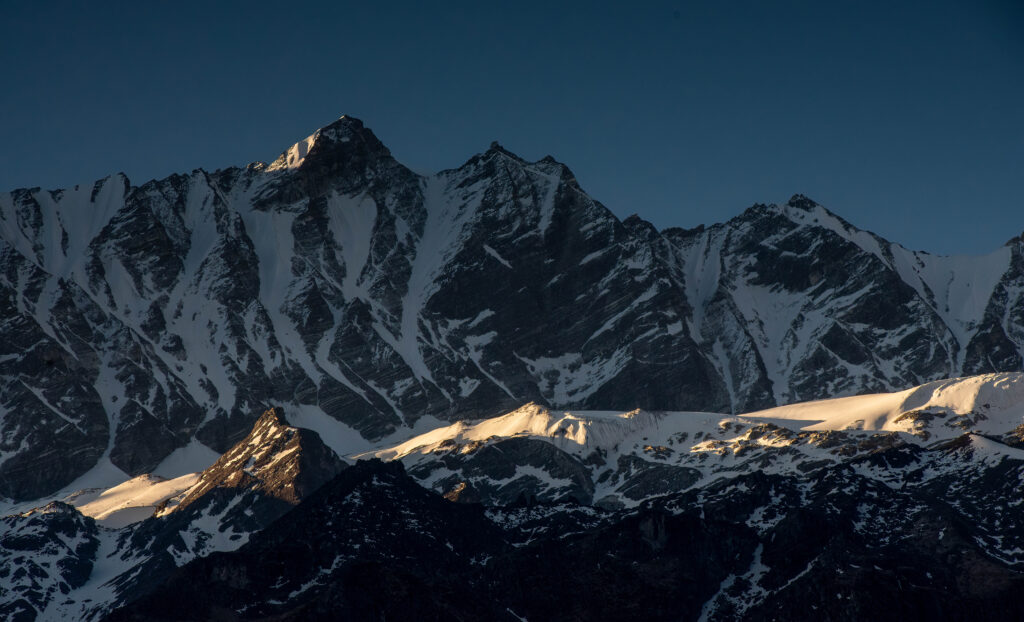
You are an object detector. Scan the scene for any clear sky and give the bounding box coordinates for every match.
[1,1,1021,254]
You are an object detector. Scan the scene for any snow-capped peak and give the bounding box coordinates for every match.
[266,115,367,171]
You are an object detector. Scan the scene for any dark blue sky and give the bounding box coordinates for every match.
[2,1,1021,254]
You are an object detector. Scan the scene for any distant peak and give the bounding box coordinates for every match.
[535,154,578,178]
[485,140,524,161]
[732,196,837,225]
[255,406,290,428]
[268,130,321,171]
[622,213,659,238]
[267,115,388,172]
[319,114,365,134]
[472,143,580,186]
[786,194,819,211]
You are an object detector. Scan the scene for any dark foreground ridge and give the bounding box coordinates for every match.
[106,454,1024,622]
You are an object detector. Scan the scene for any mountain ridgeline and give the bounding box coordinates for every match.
[1,115,1022,500]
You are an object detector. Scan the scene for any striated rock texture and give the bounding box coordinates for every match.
[1,115,1022,499]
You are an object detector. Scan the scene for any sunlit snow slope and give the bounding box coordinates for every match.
[741,372,1024,438]
[364,372,1024,508]
[371,372,1024,457]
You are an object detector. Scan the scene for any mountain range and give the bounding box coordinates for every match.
[1,116,1023,620]
[1,115,1021,502]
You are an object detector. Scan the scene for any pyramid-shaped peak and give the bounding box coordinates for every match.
[165,406,345,515]
[318,114,366,136]
[268,115,389,172]
[253,406,290,428]
[622,213,660,239]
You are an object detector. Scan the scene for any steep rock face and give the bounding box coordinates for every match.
[964,234,1024,374]
[662,198,1018,407]
[1,117,1022,500]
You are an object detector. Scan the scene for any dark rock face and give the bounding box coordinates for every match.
[404,430,704,508]
[105,456,1024,622]
[0,502,100,621]
[412,436,596,505]
[2,117,1022,501]
[611,454,702,501]
[0,264,110,500]
[106,459,509,622]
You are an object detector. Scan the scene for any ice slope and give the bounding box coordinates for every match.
[0,444,217,524]
[10,373,1018,528]
[741,372,1024,439]
[369,373,1024,460]
[74,473,199,528]
[363,372,1024,508]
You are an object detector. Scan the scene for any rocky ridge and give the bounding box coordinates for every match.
[0,408,343,621]
[4,373,1024,620]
